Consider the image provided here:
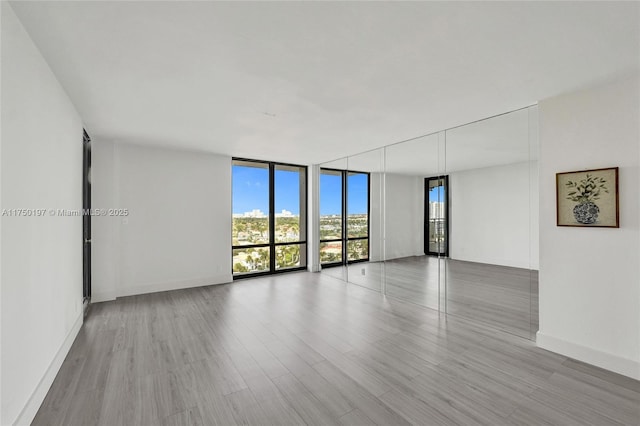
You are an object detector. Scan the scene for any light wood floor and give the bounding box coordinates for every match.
[323,257,538,339]
[34,271,639,425]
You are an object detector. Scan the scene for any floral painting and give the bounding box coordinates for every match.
[556,167,619,227]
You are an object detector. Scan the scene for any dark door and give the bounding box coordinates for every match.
[82,130,91,303]
[425,176,449,256]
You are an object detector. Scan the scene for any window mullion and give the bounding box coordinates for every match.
[342,170,347,265]
[269,163,276,273]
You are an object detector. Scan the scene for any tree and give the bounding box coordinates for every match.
[257,249,269,269]
[234,263,248,273]
[348,242,360,261]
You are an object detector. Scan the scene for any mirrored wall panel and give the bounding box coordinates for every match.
[383,133,444,310]
[529,106,540,338]
[346,149,384,292]
[318,157,349,282]
[316,105,539,340]
[443,107,537,338]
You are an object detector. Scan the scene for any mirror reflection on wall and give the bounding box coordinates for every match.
[529,106,540,339]
[318,157,349,282]
[383,133,444,310]
[346,149,384,292]
[443,107,538,339]
[316,105,539,340]
[317,150,386,292]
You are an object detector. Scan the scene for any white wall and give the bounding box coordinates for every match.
[375,165,537,268]
[369,172,383,261]
[537,74,640,379]
[449,161,539,269]
[91,140,118,301]
[92,140,232,302]
[1,4,84,424]
[381,173,424,261]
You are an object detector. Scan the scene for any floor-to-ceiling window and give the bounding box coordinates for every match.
[319,168,369,266]
[319,169,343,265]
[346,172,369,261]
[232,159,307,277]
[425,176,448,256]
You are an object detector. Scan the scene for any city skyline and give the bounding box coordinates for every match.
[233,209,296,218]
[233,164,369,216]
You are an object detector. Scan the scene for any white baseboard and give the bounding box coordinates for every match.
[91,290,118,303]
[116,275,232,299]
[449,255,537,271]
[92,275,232,303]
[537,331,640,380]
[14,311,83,426]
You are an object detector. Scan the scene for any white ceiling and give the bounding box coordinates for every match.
[326,106,536,176]
[9,1,640,165]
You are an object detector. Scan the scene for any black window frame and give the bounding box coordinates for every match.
[319,168,370,267]
[424,175,449,257]
[232,158,308,279]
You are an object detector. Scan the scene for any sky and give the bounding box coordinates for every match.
[232,165,369,216]
[320,172,368,215]
[232,165,301,214]
[429,185,446,202]
[233,165,444,216]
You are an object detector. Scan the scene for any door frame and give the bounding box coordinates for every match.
[82,129,91,308]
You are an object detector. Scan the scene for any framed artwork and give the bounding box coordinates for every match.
[556,167,619,228]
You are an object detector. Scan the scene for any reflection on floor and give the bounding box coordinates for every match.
[320,264,348,282]
[34,272,639,426]
[321,262,384,292]
[322,256,538,339]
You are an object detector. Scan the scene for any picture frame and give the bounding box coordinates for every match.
[556,167,619,228]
